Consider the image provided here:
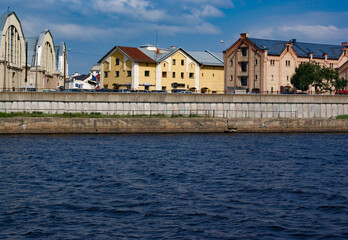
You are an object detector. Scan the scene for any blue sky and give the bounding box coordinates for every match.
[1,0,347,74]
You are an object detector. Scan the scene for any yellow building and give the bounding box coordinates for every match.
[98,45,224,93]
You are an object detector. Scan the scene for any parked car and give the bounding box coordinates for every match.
[178,91,193,94]
[151,90,168,93]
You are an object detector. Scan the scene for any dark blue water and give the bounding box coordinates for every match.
[0,134,347,239]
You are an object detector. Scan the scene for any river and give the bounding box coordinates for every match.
[0,134,347,239]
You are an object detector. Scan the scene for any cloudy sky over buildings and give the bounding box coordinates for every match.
[2,0,347,73]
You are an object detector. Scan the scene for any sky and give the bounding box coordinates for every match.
[1,0,347,74]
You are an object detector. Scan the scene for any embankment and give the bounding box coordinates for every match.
[0,117,347,134]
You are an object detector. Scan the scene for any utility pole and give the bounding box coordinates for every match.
[3,34,7,92]
[35,48,38,91]
[25,41,28,83]
[63,49,66,90]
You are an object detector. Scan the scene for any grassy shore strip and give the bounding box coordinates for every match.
[336,115,348,119]
[0,112,203,119]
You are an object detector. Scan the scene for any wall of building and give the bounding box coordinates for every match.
[0,93,347,119]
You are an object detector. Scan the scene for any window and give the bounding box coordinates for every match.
[181,60,184,65]
[230,75,233,81]
[127,71,131,77]
[255,59,258,65]
[287,76,289,82]
[145,71,150,77]
[255,75,258,80]
[202,73,204,77]
[213,74,215,77]
[242,47,247,56]
[286,60,291,66]
[116,58,120,65]
[189,73,194,79]
[271,75,274,81]
[270,60,275,66]
[241,62,247,72]
[287,46,290,52]
[162,86,167,91]
[115,71,119,77]
[173,59,176,65]
[230,59,233,67]
[104,71,108,77]
[162,71,167,78]
[163,63,166,67]
[181,72,184,79]
[241,77,248,86]
[330,63,334,68]
[172,72,176,78]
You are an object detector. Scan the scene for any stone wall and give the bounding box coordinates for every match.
[0,92,347,119]
[0,117,347,134]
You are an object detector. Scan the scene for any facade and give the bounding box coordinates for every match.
[0,11,26,91]
[98,45,224,93]
[0,11,69,92]
[224,33,348,93]
[27,30,62,90]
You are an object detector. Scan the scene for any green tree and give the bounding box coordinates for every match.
[291,62,348,93]
[291,62,321,92]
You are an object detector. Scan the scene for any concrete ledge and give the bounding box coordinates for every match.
[0,117,347,134]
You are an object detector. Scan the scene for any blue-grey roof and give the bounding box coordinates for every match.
[139,48,172,62]
[26,36,38,66]
[186,50,224,66]
[0,11,12,46]
[248,37,343,60]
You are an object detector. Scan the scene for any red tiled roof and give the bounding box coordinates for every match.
[118,46,155,63]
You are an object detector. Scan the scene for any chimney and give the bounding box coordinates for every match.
[170,46,176,50]
[308,52,313,61]
[240,33,249,39]
[323,53,328,61]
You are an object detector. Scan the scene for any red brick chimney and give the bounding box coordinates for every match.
[240,33,249,39]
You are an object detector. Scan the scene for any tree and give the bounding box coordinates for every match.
[291,62,348,93]
[291,62,321,92]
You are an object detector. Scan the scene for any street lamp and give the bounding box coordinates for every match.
[221,40,228,94]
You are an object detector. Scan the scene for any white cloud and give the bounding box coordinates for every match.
[178,0,234,8]
[196,5,225,18]
[92,0,166,21]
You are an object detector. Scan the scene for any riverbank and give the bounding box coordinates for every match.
[0,117,347,134]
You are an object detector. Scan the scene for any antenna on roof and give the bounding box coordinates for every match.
[156,29,159,54]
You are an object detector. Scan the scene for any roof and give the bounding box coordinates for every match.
[118,46,156,63]
[248,37,344,60]
[0,11,11,35]
[26,36,38,66]
[186,50,224,66]
[99,45,223,66]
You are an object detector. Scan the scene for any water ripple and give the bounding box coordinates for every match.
[0,133,347,239]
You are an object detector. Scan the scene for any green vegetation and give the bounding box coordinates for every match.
[291,62,348,93]
[0,112,203,119]
[336,115,348,119]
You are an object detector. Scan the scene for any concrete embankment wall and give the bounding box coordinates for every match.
[0,118,347,134]
[0,93,348,119]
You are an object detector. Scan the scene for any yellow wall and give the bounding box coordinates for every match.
[161,52,196,91]
[103,51,132,89]
[200,66,224,93]
[138,62,156,90]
